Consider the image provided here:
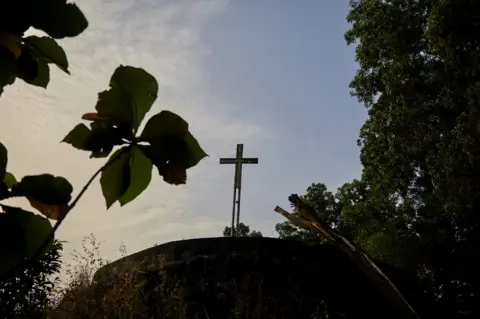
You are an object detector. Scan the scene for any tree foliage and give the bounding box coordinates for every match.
[277,1,480,316]
[0,241,62,318]
[346,0,480,316]
[223,222,263,237]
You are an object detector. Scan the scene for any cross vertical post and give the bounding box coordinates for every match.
[219,144,258,237]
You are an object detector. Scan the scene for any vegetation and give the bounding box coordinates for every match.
[2,0,480,317]
[48,236,425,319]
[0,1,207,317]
[0,241,62,318]
[0,0,207,282]
[223,222,263,237]
[275,0,480,317]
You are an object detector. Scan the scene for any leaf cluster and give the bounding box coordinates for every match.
[63,65,208,208]
[0,2,207,281]
[0,0,88,94]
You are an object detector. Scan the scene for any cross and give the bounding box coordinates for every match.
[219,144,258,237]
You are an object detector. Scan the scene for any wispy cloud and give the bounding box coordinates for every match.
[0,0,268,261]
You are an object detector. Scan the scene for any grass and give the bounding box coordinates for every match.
[45,235,279,319]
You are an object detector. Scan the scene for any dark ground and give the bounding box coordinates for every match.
[93,237,436,319]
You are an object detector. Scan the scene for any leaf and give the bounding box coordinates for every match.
[0,142,7,181]
[13,44,51,88]
[138,110,207,169]
[139,145,188,185]
[30,1,89,39]
[29,57,50,88]
[62,123,91,150]
[26,198,68,221]
[23,36,69,74]
[0,144,10,200]
[96,66,158,133]
[138,110,207,171]
[0,205,53,276]
[0,30,22,59]
[161,162,187,185]
[15,47,40,84]
[141,131,207,171]
[139,110,188,141]
[119,147,153,206]
[0,46,17,95]
[3,172,17,189]
[111,66,158,129]
[95,87,132,127]
[184,131,208,169]
[100,148,131,209]
[62,123,125,158]
[11,174,73,220]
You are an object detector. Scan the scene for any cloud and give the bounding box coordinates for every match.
[0,0,268,263]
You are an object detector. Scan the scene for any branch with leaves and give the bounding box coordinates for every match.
[274,195,419,319]
[0,64,208,277]
[0,0,88,95]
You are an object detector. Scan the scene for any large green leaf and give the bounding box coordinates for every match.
[139,143,188,185]
[62,123,91,150]
[0,46,16,95]
[94,88,132,129]
[3,172,17,190]
[32,58,50,88]
[23,36,69,74]
[62,123,125,158]
[0,205,53,276]
[108,66,158,133]
[0,142,7,181]
[15,47,40,85]
[19,53,50,89]
[119,147,153,206]
[139,110,207,170]
[30,1,88,39]
[100,148,131,209]
[11,174,73,220]
[184,131,208,169]
[139,110,188,141]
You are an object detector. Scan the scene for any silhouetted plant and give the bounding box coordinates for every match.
[0,240,62,318]
[223,222,263,237]
[0,0,207,280]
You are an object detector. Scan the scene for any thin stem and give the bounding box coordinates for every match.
[30,146,131,263]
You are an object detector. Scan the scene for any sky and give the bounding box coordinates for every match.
[0,0,367,264]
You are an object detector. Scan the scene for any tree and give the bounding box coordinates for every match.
[276,183,340,244]
[0,241,63,318]
[276,181,418,267]
[345,0,480,316]
[276,1,480,315]
[223,222,263,237]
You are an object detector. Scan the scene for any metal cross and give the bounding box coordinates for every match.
[219,144,258,237]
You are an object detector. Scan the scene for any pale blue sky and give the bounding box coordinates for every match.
[0,0,367,261]
[203,1,367,235]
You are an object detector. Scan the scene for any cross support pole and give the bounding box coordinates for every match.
[219,144,258,237]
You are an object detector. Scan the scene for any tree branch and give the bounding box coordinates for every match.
[274,194,420,319]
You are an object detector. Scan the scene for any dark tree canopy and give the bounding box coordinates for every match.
[0,241,62,318]
[223,222,263,237]
[346,1,480,315]
[277,1,480,317]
